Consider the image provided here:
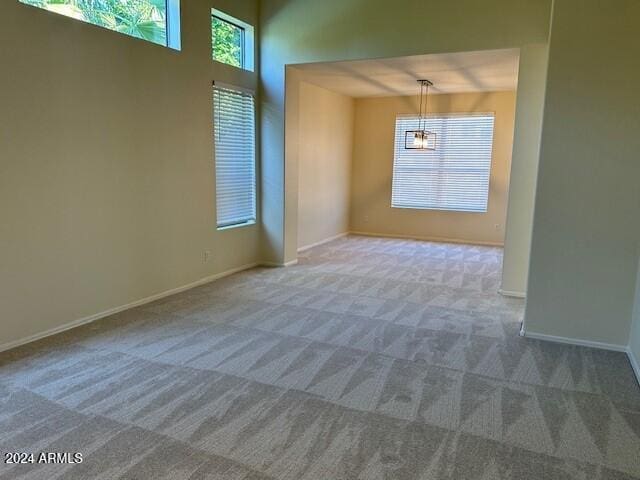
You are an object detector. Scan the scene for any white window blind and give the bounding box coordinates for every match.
[213,84,256,229]
[392,113,495,213]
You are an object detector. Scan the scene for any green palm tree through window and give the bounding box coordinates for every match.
[20,0,168,46]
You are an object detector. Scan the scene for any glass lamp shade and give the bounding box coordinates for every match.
[405,130,436,150]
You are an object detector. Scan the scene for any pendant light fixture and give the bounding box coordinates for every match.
[405,79,436,150]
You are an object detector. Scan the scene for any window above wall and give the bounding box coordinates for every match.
[211,9,254,71]
[19,0,181,50]
[392,113,496,213]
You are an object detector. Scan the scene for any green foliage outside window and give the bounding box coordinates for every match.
[20,0,167,46]
[212,16,243,68]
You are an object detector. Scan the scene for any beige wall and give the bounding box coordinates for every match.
[500,44,549,297]
[294,80,354,249]
[0,0,260,349]
[524,0,640,347]
[350,92,515,246]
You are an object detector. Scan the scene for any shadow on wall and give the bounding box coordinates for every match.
[302,61,408,98]
[263,0,539,64]
[295,49,515,109]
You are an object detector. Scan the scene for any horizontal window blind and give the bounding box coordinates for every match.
[392,113,495,213]
[213,85,256,228]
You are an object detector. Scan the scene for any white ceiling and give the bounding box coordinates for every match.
[292,49,521,98]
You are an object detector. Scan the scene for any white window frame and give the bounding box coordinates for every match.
[213,82,257,230]
[211,9,255,72]
[391,112,496,213]
[166,0,181,50]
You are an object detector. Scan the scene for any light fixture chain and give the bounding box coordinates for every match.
[421,81,425,131]
[405,79,436,151]
[424,81,429,127]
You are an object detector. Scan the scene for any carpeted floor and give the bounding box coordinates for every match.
[1,235,639,479]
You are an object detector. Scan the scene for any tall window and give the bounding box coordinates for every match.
[211,9,255,71]
[19,0,181,49]
[392,113,496,213]
[213,84,256,229]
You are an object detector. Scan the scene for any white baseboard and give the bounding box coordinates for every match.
[261,259,298,268]
[297,232,349,253]
[521,329,627,352]
[498,288,526,299]
[349,230,504,248]
[627,347,640,386]
[0,262,259,355]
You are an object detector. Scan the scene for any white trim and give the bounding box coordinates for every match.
[397,111,497,119]
[498,288,526,299]
[349,231,504,248]
[261,262,280,267]
[297,232,349,253]
[627,347,640,386]
[0,262,259,354]
[521,330,627,352]
[261,260,298,268]
[166,0,181,50]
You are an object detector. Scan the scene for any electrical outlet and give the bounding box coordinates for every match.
[364,215,369,223]
[494,224,501,231]
[204,250,212,263]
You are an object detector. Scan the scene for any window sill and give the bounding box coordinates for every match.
[217,220,256,231]
[391,205,487,214]
[212,59,254,73]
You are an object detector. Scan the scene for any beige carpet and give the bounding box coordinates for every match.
[1,235,639,479]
